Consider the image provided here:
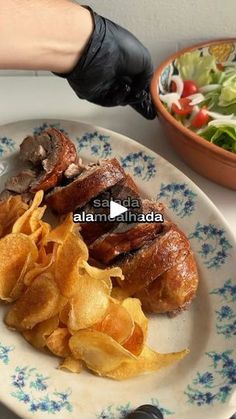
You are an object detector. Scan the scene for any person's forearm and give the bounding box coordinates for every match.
[0,0,93,72]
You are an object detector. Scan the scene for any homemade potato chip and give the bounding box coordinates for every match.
[24,245,57,286]
[55,232,89,297]
[59,356,82,373]
[82,262,123,292]
[122,298,148,339]
[9,254,33,302]
[69,330,136,374]
[59,303,70,326]
[12,190,44,234]
[93,300,134,344]
[67,273,110,330]
[46,327,71,357]
[123,323,144,356]
[0,233,38,300]
[29,206,47,232]
[5,274,66,330]
[105,346,189,380]
[29,225,44,243]
[0,195,28,238]
[30,220,51,247]
[37,245,48,264]
[45,214,74,245]
[23,316,59,349]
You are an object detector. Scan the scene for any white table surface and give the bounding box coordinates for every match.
[0,76,235,419]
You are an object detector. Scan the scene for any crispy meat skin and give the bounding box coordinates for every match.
[89,201,165,264]
[90,222,164,264]
[45,158,126,214]
[121,174,139,194]
[115,223,190,295]
[109,174,140,199]
[79,174,142,244]
[135,251,199,313]
[20,128,77,192]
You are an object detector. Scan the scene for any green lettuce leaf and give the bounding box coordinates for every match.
[219,73,236,107]
[176,51,219,87]
[204,90,236,114]
[211,102,236,115]
[200,124,236,153]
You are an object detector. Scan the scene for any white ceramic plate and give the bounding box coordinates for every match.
[0,119,236,419]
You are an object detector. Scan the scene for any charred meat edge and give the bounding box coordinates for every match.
[45,158,126,214]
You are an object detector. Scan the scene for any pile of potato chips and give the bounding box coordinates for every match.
[0,191,188,379]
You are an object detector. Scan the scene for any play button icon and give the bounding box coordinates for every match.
[109,200,128,219]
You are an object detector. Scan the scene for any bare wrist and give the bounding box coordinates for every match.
[50,5,94,74]
[0,1,94,72]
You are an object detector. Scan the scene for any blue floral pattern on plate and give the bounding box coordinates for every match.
[210,279,236,339]
[76,131,112,158]
[157,182,197,217]
[121,151,156,181]
[33,123,68,136]
[0,137,15,157]
[97,398,173,418]
[0,342,14,365]
[185,350,236,406]
[11,366,73,414]
[189,222,232,269]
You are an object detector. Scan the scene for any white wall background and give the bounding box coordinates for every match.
[0,0,235,76]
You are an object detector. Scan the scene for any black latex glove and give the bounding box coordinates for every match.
[125,404,164,419]
[55,7,156,120]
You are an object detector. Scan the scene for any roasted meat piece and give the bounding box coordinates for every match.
[109,173,140,198]
[63,162,83,179]
[5,169,37,194]
[77,200,112,244]
[115,223,190,295]
[2,128,78,198]
[45,158,126,214]
[20,128,77,192]
[135,251,199,314]
[79,174,141,244]
[89,201,165,263]
[90,222,163,264]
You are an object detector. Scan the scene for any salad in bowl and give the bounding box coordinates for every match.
[151,39,236,189]
[160,50,236,153]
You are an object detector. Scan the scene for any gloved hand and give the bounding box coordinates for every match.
[55,6,156,120]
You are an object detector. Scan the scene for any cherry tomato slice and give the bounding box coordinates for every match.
[170,81,177,92]
[182,80,198,98]
[191,108,209,128]
[171,98,193,115]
